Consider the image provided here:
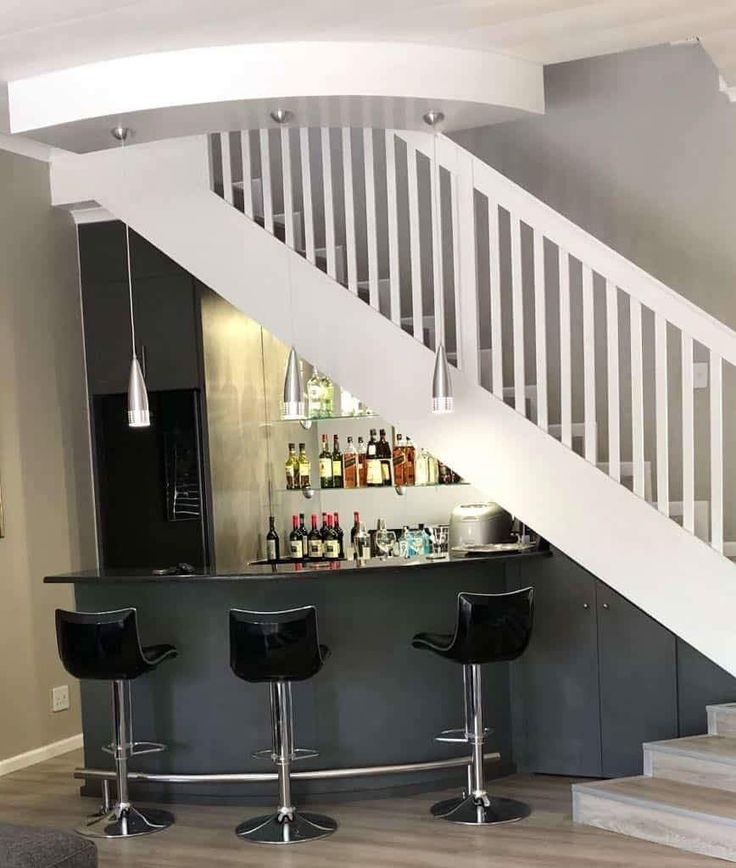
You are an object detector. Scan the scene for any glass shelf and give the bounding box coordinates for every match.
[275,483,469,494]
[266,413,377,427]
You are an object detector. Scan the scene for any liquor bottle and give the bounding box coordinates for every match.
[366,429,382,487]
[307,369,323,418]
[266,516,280,563]
[333,512,345,559]
[320,512,330,543]
[343,436,358,489]
[319,435,333,489]
[378,429,393,486]
[298,443,311,489]
[285,442,299,490]
[415,445,429,486]
[323,514,341,560]
[350,511,360,559]
[404,436,416,486]
[321,373,335,417]
[393,433,406,486]
[354,522,372,561]
[288,515,304,561]
[332,434,344,489]
[308,514,323,559]
[438,460,453,485]
[428,451,439,485]
[298,513,309,558]
[357,436,367,487]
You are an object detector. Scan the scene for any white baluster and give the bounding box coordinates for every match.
[489,199,503,398]
[630,297,645,498]
[559,248,572,449]
[364,128,379,308]
[259,129,273,234]
[682,334,695,533]
[655,313,669,515]
[582,265,597,463]
[299,128,315,264]
[407,145,423,341]
[510,212,525,414]
[220,132,233,205]
[710,351,723,552]
[342,127,358,294]
[280,126,294,248]
[606,280,620,482]
[239,131,253,218]
[385,130,401,325]
[456,150,479,384]
[533,231,548,431]
[321,127,336,280]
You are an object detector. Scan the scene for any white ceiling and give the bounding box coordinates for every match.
[1,0,736,81]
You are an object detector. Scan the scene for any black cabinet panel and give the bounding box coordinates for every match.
[677,639,736,736]
[509,554,602,777]
[597,586,678,777]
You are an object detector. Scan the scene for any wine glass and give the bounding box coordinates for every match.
[375,528,397,560]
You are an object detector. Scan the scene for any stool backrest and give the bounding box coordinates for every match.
[229,606,324,682]
[55,608,150,680]
[451,588,534,664]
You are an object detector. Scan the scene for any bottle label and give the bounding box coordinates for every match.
[358,541,371,560]
[344,454,358,488]
[393,452,405,485]
[309,540,323,558]
[332,459,343,477]
[266,540,278,561]
[319,457,332,481]
[324,540,340,559]
[381,461,392,484]
[290,541,303,559]
[366,459,382,485]
[302,537,309,557]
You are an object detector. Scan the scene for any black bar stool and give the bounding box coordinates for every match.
[55,608,177,839]
[229,606,337,845]
[412,588,534,825]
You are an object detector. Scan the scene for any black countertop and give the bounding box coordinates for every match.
[45,548,549,584]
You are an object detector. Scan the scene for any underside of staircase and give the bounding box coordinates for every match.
[575,705,736,862]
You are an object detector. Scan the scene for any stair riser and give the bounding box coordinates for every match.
[646,749,736,794]
[573,790,736,863]
[709,706,736,737]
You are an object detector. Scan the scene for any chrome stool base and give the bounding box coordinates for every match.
[431,794,531,825]
[78,806,175,839]
[236,811,337,845]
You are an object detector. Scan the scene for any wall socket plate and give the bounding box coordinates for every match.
[51,685,70,713]
[693,361,709,390]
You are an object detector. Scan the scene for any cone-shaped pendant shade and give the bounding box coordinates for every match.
[128,356,151,427]
[432,343,453,414]
[282,347,305,420]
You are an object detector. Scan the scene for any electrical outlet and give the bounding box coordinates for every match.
[51,685,70,713]
[693,361,709,390]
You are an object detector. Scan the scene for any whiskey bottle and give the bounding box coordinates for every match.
[288,515,304,561]
[366,429,382,487]
[266,516,280,563]
[378,429,393,486]
[323,515,341,560]
[404,436,416,486]
[343,436,358,488]
[308,514,323,559]
[307,369,323,418]
[285,442,299,490]
[333,512,345,559]
[319,435,333,489]
[332,435,344,489]
[298,513,309,558]
[350,511,360,559]
[357,436,367,487]
[392,433,406,486]
[298,443,311,489]
[415,445,429,486]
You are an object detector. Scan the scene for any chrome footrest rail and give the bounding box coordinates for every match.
[252,748,319,762]
[102,741,167,758]
[435,728,493,744]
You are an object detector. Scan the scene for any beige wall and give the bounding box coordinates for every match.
[0,149,96,760]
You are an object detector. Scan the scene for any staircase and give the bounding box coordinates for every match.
[574,704,736,862]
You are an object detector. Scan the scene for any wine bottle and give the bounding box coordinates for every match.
[266,516,280,563]
[332,435,344,489]
[307,369,323,418]
[285,442,299,490]
[298,513,309,558]
[288,515,304,561]
[392,433,406,486]
[298,442,311,489]
[366,429,382,487]
[357,436,367,487]
[404,436,416,486]
[323,515,340,560]
[319,434,333,489]
[333,512,345,559]
[350,511,360,559]
[343,436,358,488]
[378,429,393,486]
[320,512,329,544]
[308,514,323,559]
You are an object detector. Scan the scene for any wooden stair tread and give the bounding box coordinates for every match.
[646,735,736,763]
[574,775,736,822]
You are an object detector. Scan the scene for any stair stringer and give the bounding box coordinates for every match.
[51,135,736,676]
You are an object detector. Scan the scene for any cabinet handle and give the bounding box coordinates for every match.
[602,602,610,610]
[582,603,589,610]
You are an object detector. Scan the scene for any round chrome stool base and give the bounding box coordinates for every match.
[431,794,531,825]
[78,806,175,839]
[236,811,337,845]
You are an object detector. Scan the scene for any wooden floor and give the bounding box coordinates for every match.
[0,750,723,867]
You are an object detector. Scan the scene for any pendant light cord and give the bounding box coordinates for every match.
[117,131,137,358]
[432,129,446,349]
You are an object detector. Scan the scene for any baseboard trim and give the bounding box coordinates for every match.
[0,733,83,778]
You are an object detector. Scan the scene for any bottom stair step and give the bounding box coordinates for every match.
[573,776,736,863]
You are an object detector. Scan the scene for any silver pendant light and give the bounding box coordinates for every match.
[113,125,151,428]
[424,110,454,414]
[282,346,305,420]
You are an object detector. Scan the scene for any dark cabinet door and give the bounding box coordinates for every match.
[597,586,678,777]
[677,639,736,737]
[508,552,602,777]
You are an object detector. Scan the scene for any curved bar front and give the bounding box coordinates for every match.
[45,551,547,804]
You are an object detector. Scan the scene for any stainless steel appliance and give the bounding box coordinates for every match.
[449,503,512,550]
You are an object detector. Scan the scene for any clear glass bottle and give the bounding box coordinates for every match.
[427,452,439,486]
[298,442,311,489]
[415,446,430,486]
[332,434,344,489]
[319,434,333,489]
[307,369,323,418]
[320,373,335,417]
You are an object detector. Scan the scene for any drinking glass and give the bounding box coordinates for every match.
[375,529,397,559]
[427,525,449,559]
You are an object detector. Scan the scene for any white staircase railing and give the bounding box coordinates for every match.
[210,126,736,559]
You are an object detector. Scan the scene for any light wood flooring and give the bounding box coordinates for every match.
[0,750,724,867]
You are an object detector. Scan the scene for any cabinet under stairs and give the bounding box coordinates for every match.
[574,704,736,862]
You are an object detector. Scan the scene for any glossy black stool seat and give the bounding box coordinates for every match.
[229,606,337,845]
[412,588,534,826]
[55,609,177,839]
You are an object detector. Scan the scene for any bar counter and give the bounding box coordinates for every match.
[45,549,549,804]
